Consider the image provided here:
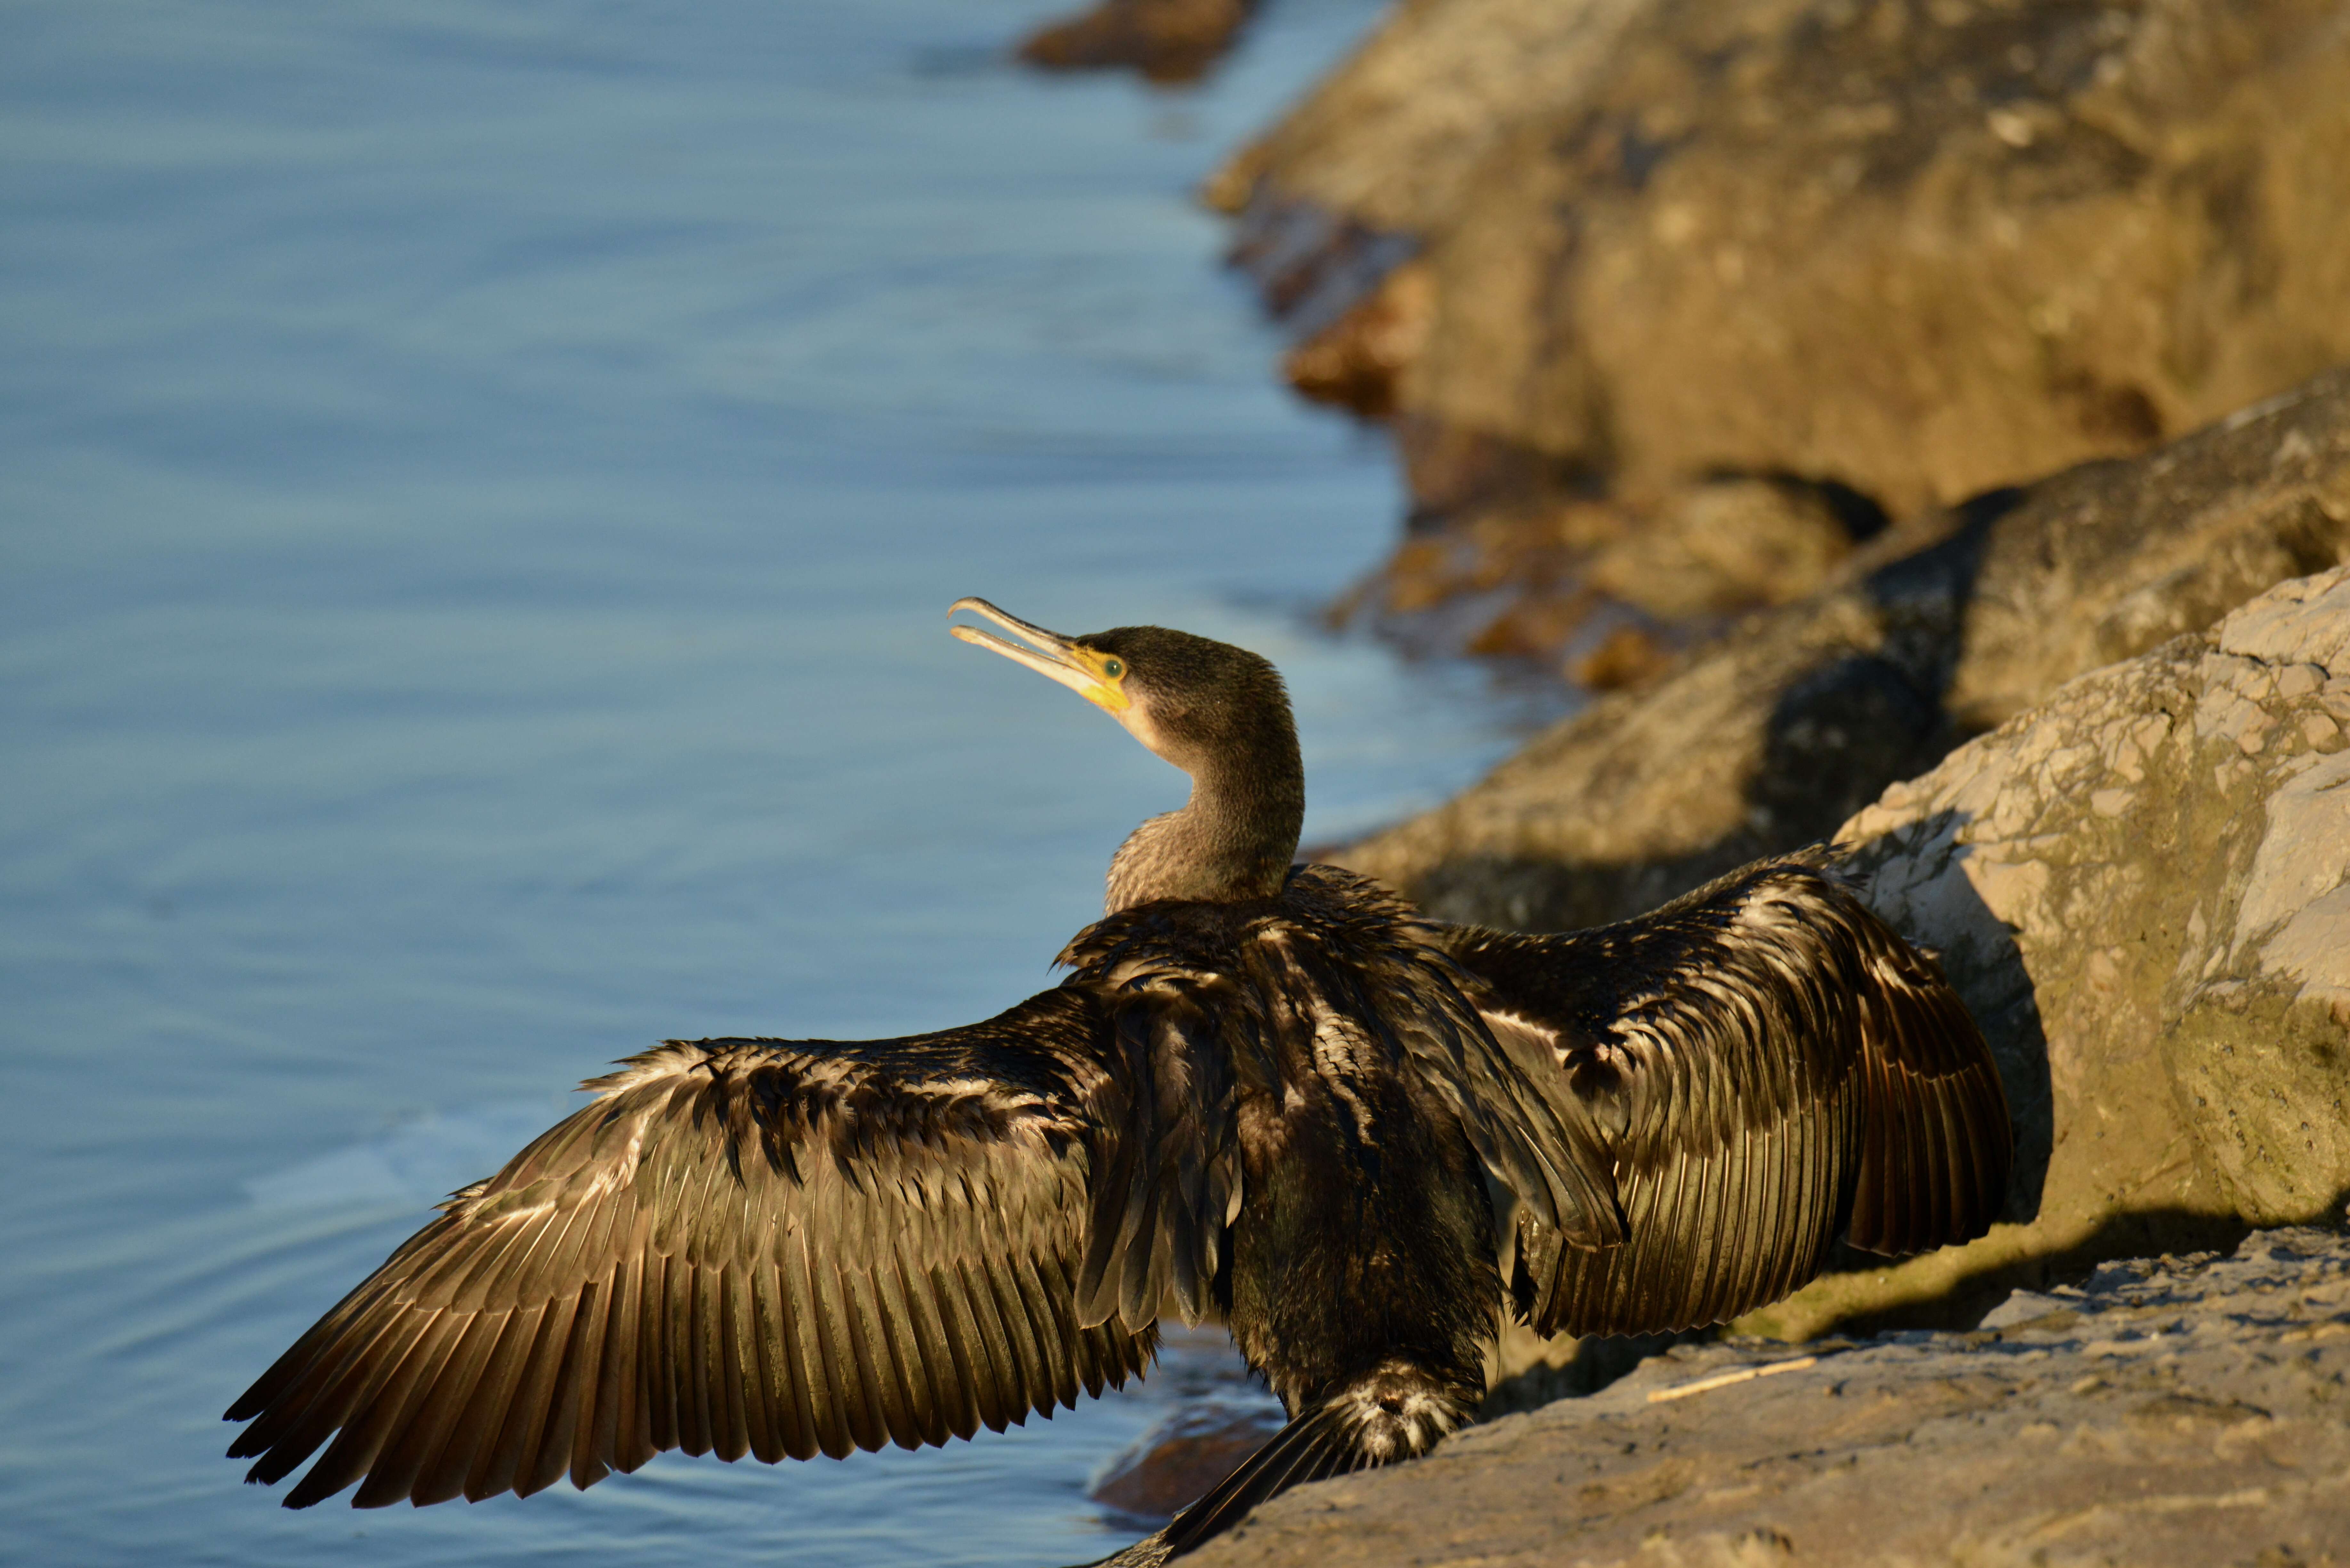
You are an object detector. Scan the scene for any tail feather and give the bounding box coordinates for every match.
[1158,1402,1357,1559]
[1070,1359,1476,1568]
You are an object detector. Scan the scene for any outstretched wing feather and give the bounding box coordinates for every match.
[1435,858,2010,1339]
[225,989,1159,1509]
[1071,973,1241,1330]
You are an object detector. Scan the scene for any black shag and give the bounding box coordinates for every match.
[224,600,2010,1562]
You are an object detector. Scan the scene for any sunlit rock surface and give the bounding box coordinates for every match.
[1216,0,2350,669]
[1337,368,2350,938]
[1193,1226,2350,1567]
[1100,547,2350,1532]
[1203,0,1651,240]
[1220,0,2350,519]
[1444,554,2350,1335]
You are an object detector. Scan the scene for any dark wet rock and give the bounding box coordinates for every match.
[1334,470,1881,675]
[1567,623,1673,692]
[1192,1226,2350,1567]
[1091,1401,1288,1520]
[1213,198,1416,345]
[1336,369,2350,939]
[1089,1323,1287,1523]
[1282,261,1433,421]
[1017,0,1257,85]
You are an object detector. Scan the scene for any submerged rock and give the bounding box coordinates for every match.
[1017,0,1257,85]
[1089,1323,1288,1523]
[1333,470,1886,675]
[1092,1401,1288,1521]
[1195,1225,2350,1567]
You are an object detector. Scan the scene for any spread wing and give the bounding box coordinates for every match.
[1430,856,2011,1338]
[224,988,1161,1509]
[1068,958,1244,1332]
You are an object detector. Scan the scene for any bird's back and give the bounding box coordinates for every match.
[1058,866,1509,1420]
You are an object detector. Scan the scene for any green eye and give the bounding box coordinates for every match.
[1103,659,1123,678]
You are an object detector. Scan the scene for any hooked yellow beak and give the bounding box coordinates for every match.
[949,598,1131,714]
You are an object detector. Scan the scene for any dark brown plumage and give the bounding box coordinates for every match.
[226,602,2011,1565]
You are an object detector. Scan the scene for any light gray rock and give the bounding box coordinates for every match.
[1339,551,2350,1352]
[1192,1225,2350,1568]
[1101,543,2350,1568]
[1761,563,2350,1339]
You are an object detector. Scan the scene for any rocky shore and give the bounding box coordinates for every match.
[1092,568,2350,1551]
[1336,372,2350,939]
[1067,0,2350,1551]
[1217,0,2350,676]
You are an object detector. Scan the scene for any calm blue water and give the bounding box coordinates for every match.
[0,4,1560,1564]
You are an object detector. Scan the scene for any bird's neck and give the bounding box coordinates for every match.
[1105,739,1304,914]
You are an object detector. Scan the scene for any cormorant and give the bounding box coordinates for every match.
[224,600,2010,1563]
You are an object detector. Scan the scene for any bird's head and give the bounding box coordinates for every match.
[949,597,1293,780]
[950,597,1305,909]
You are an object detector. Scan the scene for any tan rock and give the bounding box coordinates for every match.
[1585,476,1856,619]
[1282,260,1433,420]
[1222,0,2350,521]
[1334,469,1876,676]
[1207,0,1655,236]
[1950,374,2350,727]
[1412,0,2350,514]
